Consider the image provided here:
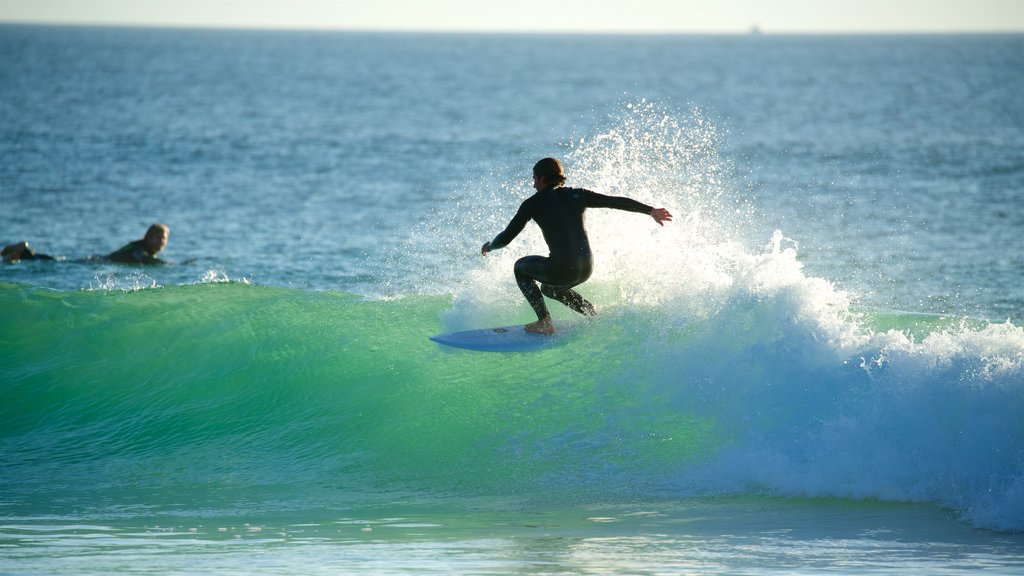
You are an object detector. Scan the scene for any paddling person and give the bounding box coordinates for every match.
[481,158,672,335]
[2,241,55,263]
[105,223,170,264]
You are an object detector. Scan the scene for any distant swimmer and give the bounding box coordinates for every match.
[2,241,55,263]
[105,223,170,264]
[481,158,672,335]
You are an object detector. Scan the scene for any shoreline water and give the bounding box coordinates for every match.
[3,497,1023,574]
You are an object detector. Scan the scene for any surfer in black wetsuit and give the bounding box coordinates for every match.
[104,223,170,264]
[482,158,673,335]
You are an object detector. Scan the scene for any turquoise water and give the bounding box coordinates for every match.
[1,26,1023,573]
[2,280,1023,572]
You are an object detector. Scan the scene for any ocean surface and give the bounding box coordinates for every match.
[2,25,1023,574]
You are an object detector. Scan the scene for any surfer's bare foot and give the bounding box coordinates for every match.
[524,317,554,336]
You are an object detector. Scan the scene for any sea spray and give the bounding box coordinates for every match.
[430,103,1015,528]
[385,103,1024,531]
[383,102,749,303]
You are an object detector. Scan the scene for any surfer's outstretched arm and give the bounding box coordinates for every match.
[579,190,672,227]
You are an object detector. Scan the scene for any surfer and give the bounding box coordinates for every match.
[2,241,55,263]
[104,223,170,264]
[481,158,672,335]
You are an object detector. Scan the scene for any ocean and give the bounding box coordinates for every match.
[1,25,1023,574]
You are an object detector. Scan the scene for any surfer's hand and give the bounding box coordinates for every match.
[651,208,673,226]
[481,242,490,256]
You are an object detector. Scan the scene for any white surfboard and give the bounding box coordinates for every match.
[429,325,566,352]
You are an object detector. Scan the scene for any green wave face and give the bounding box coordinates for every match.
[0,282,721,514]
[2,281,1021,531]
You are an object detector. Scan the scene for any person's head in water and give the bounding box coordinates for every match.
[2,241,33,263]
[533,157,567,189]
[145,224,170,255]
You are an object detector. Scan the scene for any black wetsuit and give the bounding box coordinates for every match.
[488,186,654,320]
[22,251,55,261]
[2,248,54,262]
[106,240,162,264]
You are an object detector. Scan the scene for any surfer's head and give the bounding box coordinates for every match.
[533,157,566,188]
[2,241,31,263]
[145,223,170,255]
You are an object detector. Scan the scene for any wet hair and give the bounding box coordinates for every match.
[533,158,566,187]
[146,224,169,239]
[2,242,31,259]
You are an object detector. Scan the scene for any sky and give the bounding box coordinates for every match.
[1,0,1022,33]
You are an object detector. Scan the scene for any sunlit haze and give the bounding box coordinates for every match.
[2,0,1022,33]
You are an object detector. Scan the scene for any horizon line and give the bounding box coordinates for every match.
[3,20,1022,36]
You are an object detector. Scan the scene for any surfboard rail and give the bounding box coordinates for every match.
[429,324,565,352]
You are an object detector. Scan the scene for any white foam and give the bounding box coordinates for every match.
[428,102,1024,530]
